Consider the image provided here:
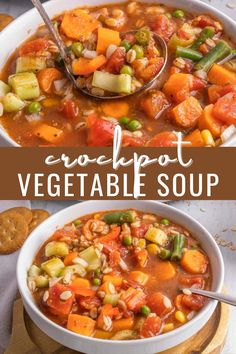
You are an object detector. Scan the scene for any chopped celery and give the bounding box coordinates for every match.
[145,227,168,246]
[35,275,49,288]
[0,80,10,97]
[41,258,65,277]
[28,264,41,277]
[45,241,69,257]
[2,93,25,112]
[60,264,86,277]
[92,71,131,94]
[79,246,101,270]
[8,72,40,100]
[103,294,120,306]
[16,56,46,73]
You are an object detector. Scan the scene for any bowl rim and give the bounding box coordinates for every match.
[0,0,236,147]
[17,200,224,346]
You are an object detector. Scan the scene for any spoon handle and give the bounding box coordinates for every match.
[188,288,236,306]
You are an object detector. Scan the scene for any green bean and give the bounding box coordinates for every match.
[171,234,185,261]
[159,248,171,260]
[194,40,231,72]
[103,211,135,224]
[176,46,203,61]
[135,29,150,46]
[191,27,215,50]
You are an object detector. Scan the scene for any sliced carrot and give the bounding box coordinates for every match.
[181,249,208,274]
[128,271,149,286]
[19,38,49,56]
[42,98,61,108]
[37,68,63,93]
[34,124,63,143]
[97,27,121,54]
[155,261,176,280]
[72,55,107,76]
[146,292,174,317]
[135,249,148,268]
[208,64,236,86]
[103,275,123,287]
[96,304,119,329]
[64,251,78,266]
[69,278,96,297]
[94,330,114,339]
[101,101,129,118]
[198,104,224,137]
[183,129,204,147]
[97,226,121,244]
[112,318,134,331]
[99,281,114,295]
[171,96,203,129]
[60,9,99,41]
[208,85,222,103]
[67,314,95,336]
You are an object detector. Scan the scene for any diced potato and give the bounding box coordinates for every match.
[0,80,10,97]
[41,258,65,277]
[8,72,40,100]
[35,275,49,288]
[28,264,41,277]
[60,264,87,278]
[92,71,132,94]
[145,227,168,246]
[79,246,101,270]
[2,93,25,112]
[16,56,46,73]
[45,241,69,257]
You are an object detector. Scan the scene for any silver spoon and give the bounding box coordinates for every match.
[181,288,236,306]
[31,0,168,100]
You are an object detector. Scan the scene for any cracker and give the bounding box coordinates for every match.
[0,212,29,254]
[29,209,50,233]
[2,207,33,224]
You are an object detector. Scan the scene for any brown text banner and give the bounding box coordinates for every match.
[0,147,235,200]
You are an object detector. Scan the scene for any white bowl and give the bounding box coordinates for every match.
[17,200,224,354]
[0,0,236,146]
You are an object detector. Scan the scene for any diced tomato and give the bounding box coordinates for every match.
[52,228,76,241]
[179,275,205,289]
[140,58,164,82]
[140,316,162,338]
[182,294,205,311]
[212,92,236,125]
[121,287,146,312]
[192,15,220,31]
[146,131,178,147]
[192,77,207,91]
[46,283,75,316]
[140,90,170,119]
[146,292,174,317]
[79,296,101,310]
[122,131,148,147]
[19,38,49,56]
[109,250,121,268]
[131,222,149,238]
[150,14,176,41]
[61,100,79,119]
[105,47,126,74]
[177,28,193,40]
[86,114,115,146]
[209,85,236,103]
[174,294,189,312]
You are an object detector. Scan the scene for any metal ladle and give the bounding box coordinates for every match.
[181,288,236,306]
[31,0,168,100]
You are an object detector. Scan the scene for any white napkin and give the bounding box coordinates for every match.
[0,201,31,354]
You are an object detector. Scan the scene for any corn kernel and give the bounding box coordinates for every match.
[94,213,101,219]
[163,323,174,333]
[42,98,60,108]
[175,310,187,324]
[147,243,159,255]
[201,129,215,147]
[138,238,146,249]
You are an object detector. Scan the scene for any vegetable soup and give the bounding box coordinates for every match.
[28,209,211,340]
[1,2,236,146]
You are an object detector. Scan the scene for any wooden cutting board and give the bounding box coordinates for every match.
[5,298,229,354]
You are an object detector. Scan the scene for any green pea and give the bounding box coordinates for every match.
[71,42,84,57]
[120,40,132,52]
[160,218,170,226]
[119,116,131,125]
[120,65,133,76]
[172,9,185,18]
[94,268,101,276]
[123,235,132,246]
[127,119,142,131]
[135,29,150,46]
[132,44,144,59]
[73,219,82,226]
[93,278,101,286]
[28,101,41,114]
[140,305,151,316]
